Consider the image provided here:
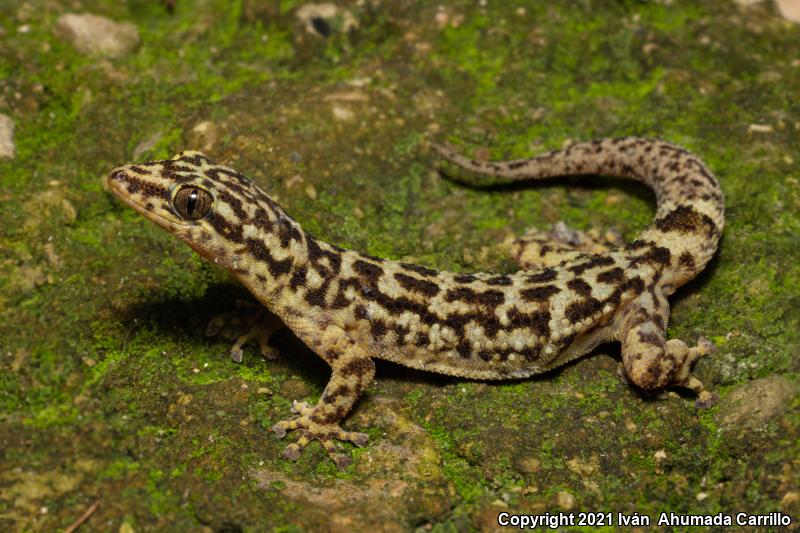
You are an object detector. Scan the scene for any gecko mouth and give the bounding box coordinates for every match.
[106,168,186,232]
[106,167,225,264]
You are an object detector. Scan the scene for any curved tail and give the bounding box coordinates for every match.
[433,137,724,284]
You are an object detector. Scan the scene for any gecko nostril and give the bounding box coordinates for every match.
[110,169,127,182]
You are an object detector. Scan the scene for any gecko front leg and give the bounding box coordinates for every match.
[205,301,285,362]
[272,325,375,468]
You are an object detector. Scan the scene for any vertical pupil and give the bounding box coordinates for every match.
[187,190,198,215]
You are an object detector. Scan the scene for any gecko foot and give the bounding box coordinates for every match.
[205,300,284,362]
[272,400,368,468]
[622,317,718,407]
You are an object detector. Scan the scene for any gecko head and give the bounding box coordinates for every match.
[106,150,272,265]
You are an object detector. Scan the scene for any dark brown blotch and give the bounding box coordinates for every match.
[169,165,197,174]
[394,272,440,297]
[678,251,696,270]
[339,357,373,378]
[252,207,274,232]
[353,259,384,283]
[506,307,551,338]
[457,341,473,359]
[330,289,351,309]
[304,283,328,307]
[654,205,718,238]
[359,285,439,325]
[443,311,501,339]
[565,297,603,323]
[276,217,303,248]
[638,330,663,346]
[453,274,478,284]
[129,165,152,175]
[176,153,215,166]
[122,175,167,198]
[566,278,593,297]
[217,189,247,220]
[245,237,291,276]
[628,246,671,268]
[486,275,513,286]
[596,267,625,284]
[444,287,505,308]
[208,212,244,243]
[307,236,342,275]
[323,384,351,403]
[400,263,438,277]
[414,332,430,347]
[370,320,387,338]
[524,268,557,284]
[520,284,560,302]
[567,255,615,275]
[624,239,653,251]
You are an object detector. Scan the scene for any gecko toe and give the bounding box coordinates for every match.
[320,438,355,469]
[291,401,312,415]
[260,345,280,360]
[696,336,715,355]
[284,443,301,461]
[695,390,718,409]
[333,454,352,469]
[230,347,244,363]
[205,304,285,363]
[349,432,369,447]
[272,412,367,467]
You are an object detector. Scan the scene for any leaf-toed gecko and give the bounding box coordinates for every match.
[107,137,724,467]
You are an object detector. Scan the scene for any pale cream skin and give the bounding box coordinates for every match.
[107,137,723,467]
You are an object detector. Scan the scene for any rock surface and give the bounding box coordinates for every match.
[777,0,800,23]
[54,13,140,58]
[716,375,798,429]
[0,114,14,159]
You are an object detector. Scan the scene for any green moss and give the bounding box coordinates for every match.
[145,468,182,516]
[426,425,489,503]
[101,458,142,481]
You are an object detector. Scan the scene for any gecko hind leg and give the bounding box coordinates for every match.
[205,300,284,362]
[272,333,375,468]
[620,301,717,408]
[512,221,624,269]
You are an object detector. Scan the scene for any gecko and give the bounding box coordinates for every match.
[106,137,724,467]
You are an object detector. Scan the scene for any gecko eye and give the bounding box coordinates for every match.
[173,186,213,221]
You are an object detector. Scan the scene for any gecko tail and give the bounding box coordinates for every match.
[433,137,725,283]
[431,142,535,185]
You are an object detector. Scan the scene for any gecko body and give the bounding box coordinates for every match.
[107,137,724,467]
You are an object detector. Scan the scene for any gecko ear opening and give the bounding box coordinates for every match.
[172,186,213,221]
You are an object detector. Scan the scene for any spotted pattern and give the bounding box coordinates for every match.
[106,136,724,466]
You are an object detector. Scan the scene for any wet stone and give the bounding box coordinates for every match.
[54,13,140,58]
[715,375,798,430]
